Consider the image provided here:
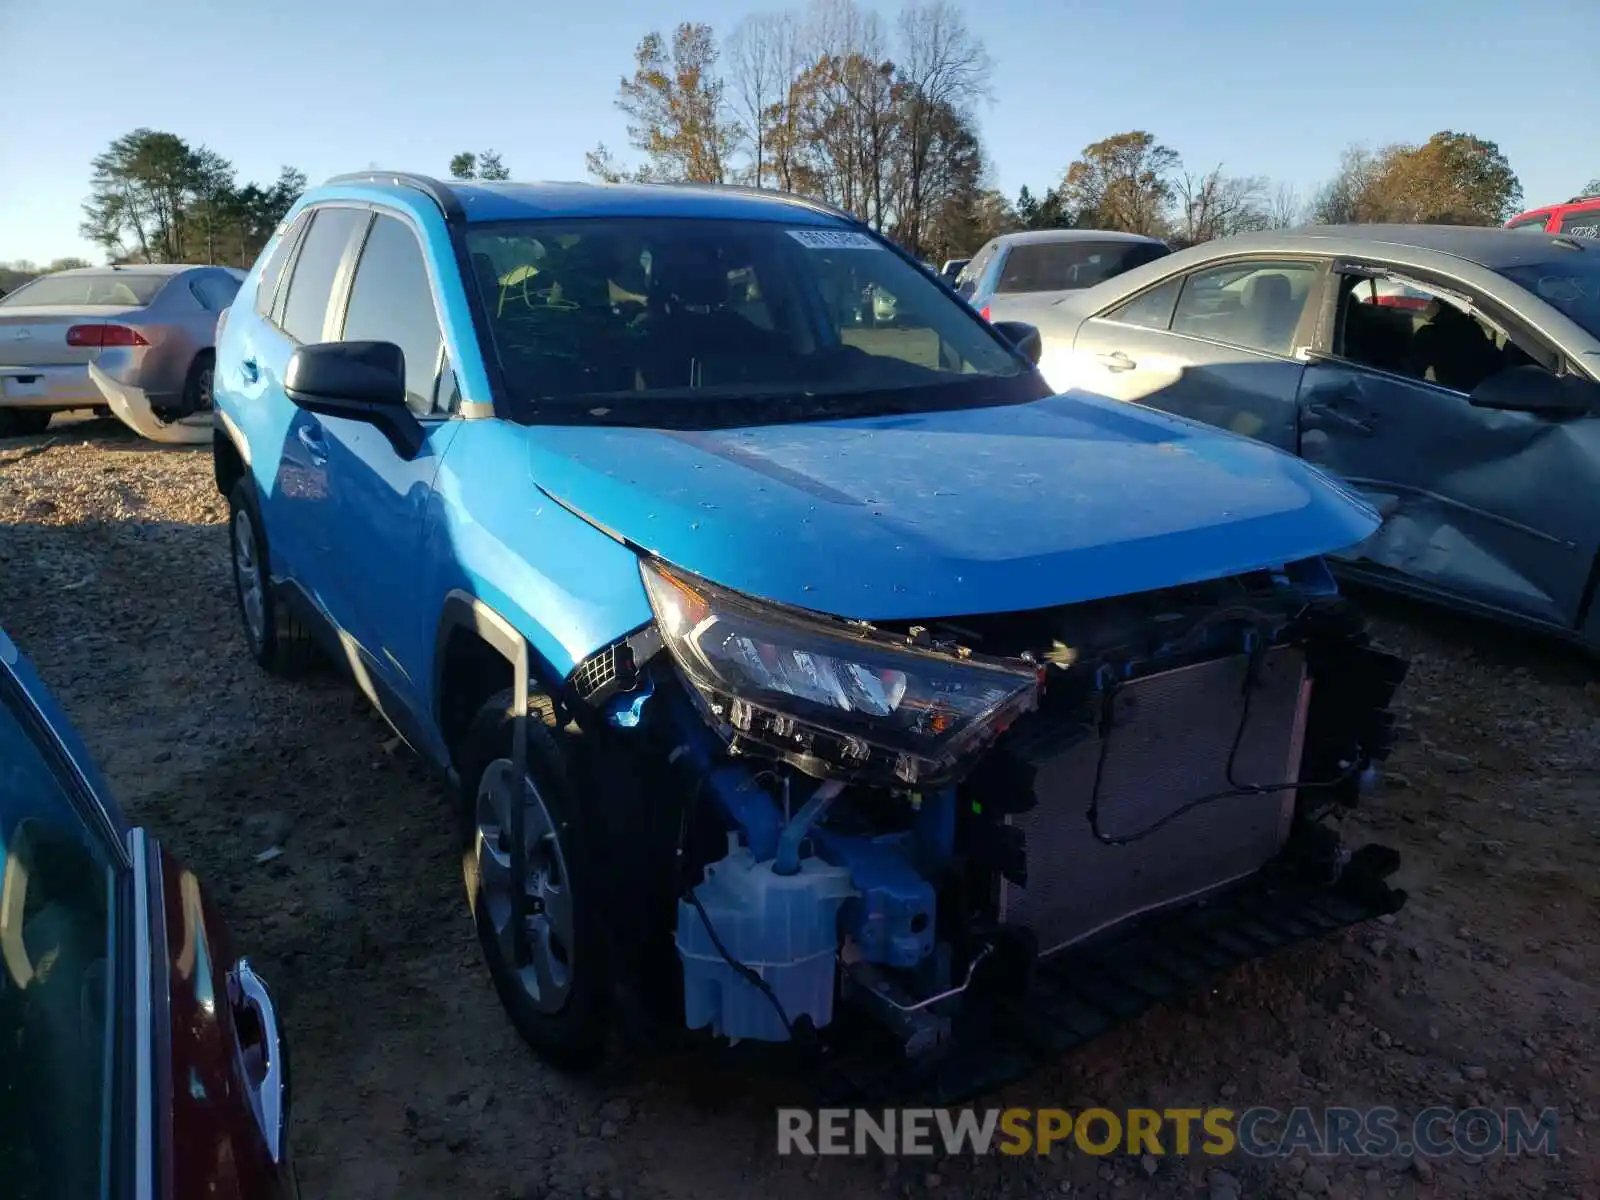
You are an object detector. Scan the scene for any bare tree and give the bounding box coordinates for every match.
[1177,165,1270,242]
[893,0,991,255]
[726,12,798,188]
[1265,182,1303,229]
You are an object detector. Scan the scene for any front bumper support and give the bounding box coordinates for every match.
[815,842,1405,1106]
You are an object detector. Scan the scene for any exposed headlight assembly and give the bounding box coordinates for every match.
[640,559,1040,786]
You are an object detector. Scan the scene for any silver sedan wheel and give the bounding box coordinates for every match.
[474,758,575,1013]
[231,507,266,649]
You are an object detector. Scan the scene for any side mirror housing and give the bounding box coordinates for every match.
[284,341,424,458]
[991,320,1043,366]
[1467,364,1598,416]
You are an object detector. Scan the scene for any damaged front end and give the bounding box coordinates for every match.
[575,555,1407,1102]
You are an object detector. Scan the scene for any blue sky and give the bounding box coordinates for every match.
[1,0,1594,263]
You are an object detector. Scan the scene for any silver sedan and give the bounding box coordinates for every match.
[1020,224,1600,649]
[0,264,242,440]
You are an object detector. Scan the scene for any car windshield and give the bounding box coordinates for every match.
[0,272,166,308]
[465,218,1040,426]
[995,240,1169,294]
[1501,257,1600,339]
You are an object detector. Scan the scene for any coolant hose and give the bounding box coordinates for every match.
[772,779,846,875]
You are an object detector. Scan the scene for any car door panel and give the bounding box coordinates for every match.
[266,205,372,640]
[304,210,461,760]
[1065,259,1324,451]
[1069,318,1305,449]
[1301,262,1600,632]
[312,412,459,761]
[154,840,293,1199]
[1302,359,1600,628]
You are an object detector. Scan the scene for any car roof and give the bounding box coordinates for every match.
[49,263,199,277]
[317,173,858,229]
[992,229,1166,247]
[1195,224,1591,270]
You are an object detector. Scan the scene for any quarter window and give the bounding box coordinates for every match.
[1506,214,1551,232]
[280,207,367,345]
[340,215,446,416]
[1169,261,1320,356]
[1104,276,1183,330]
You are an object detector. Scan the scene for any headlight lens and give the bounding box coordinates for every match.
[641,558,1039,785]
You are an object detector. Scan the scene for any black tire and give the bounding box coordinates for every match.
[458,689,614,1071]
[0,409,51,436]
[226,477,318,677]
[180,350,215,417]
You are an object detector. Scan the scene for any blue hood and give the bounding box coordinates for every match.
[526,391,1379,620]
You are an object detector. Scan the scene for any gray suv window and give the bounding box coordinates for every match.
[280,207,367,344]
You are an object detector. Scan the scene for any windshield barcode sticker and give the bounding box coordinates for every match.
[786,229,882,250]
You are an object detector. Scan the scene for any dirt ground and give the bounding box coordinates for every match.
[1,417,1596,1200]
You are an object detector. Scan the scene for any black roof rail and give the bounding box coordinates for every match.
[322,171,465,223]
[1566,192,1600,204]
[636,179,866,227]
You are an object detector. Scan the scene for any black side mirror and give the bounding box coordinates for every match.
[284,341,424,458]
[1467,364,1598,416]
[991,320,1043,366]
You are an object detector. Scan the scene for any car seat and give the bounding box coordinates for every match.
[1408,302,1501,393]
[1238,272,1298,355]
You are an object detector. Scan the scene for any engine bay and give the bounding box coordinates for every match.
[568,555,1408,1077]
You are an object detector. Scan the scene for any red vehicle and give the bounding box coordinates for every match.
[1505,193,1600,238]
[0,623,295,1200]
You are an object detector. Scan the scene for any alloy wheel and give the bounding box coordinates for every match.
[474,757,575,1013]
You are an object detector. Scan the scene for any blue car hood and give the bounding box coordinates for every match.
[526,391,1379,620]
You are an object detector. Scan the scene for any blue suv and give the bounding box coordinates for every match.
[212,172,1407,1095]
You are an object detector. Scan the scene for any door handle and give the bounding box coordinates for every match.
[228,958,287,1164]
[1306,400,1374,436]
[295,422,328,465]
[240,357,259,384]
[1097,351,1137,373]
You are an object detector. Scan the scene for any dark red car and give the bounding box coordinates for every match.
[0,623,295,1200]
[1506,192,1600,237]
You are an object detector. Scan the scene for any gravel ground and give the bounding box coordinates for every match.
[2,417,1597,1200]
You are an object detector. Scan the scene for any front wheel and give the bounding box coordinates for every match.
[459,690,614,1071]
[226,478,318,677]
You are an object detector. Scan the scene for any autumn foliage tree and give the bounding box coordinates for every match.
[588,0,1000,262]
[587,23,740,185]
[1058,132,1179,236]
[1311,132,1523,226]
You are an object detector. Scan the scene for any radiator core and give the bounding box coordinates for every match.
[998,647,1311,956]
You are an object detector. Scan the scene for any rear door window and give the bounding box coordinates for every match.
[0,274,167,308]
[996,241,1170,294]
[280,207,367,344]
[339,214,445,416]
[1170,260,1321,356]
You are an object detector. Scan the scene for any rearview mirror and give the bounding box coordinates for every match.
[1467,365,1598,416]
[284,341,424,458]
[991,320,1043,366]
